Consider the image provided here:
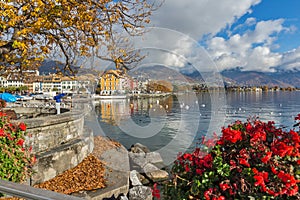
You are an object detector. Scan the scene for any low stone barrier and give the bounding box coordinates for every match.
[14,109,94,185]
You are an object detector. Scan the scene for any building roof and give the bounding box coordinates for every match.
[101,70,124,78]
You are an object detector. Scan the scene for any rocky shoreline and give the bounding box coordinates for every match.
[97,140,170,200]
[126,143,169,200]
[32,136,169,200]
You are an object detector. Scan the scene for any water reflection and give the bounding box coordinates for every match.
[95,91,300,160]
[97,96,173,126]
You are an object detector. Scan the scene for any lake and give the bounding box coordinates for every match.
[94,91,300,165]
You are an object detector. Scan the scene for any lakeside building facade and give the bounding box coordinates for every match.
[99,69,138,95]
[0,70,95,94]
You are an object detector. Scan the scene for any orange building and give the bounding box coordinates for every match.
[100,70,124,95]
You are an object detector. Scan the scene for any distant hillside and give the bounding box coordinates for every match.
[39,60,68,75]
[128,65,198,83]
[271,70,300,87]
[39,61,300,88]
[221,68,299,88]
[39,60,100,77]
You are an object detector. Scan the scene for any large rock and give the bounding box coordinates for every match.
[129,151,165,171]
[145,152,164,168]
[130,170,142,186]
[137,173,150,185]
[128,186,152,200]
[143,163,169,182]
[130,143,150,153]
[128,152,147,171]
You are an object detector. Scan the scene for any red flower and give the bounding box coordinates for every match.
[290,130,300,143]
[277,171,297,187]
[238,158,250,167]
[19,122,26,131]
[254,175,266,191]
[196,168,203,175]
[185,164,190,172]
[17,138,24,146]
[0,129,5,137]
[6,134,13,140]
[203,154,213,168]
[203,137,216,148]
[288,185,298,196]
[252,168,258,174]
[204,188,213,200]
[0,112,7,117]
[271,142,293,157]
[271,167,278,175]
[222,128,242,143]
[152,183,160,199]
[250,131,266,144]
[246,122,252,132]
[239,148,249,159]
[261,152,272,163]
[219,183,230,191]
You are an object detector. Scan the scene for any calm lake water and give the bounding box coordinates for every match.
[94,91,300,164]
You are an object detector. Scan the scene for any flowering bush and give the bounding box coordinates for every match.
[0,111,36,183]
[163,114,300,199]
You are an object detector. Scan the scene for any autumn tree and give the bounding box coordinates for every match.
[0,0,161,74]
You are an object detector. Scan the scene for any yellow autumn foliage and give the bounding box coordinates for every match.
[0,0,160,73]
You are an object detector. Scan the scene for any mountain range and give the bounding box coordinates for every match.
[39,61,300,88]
[129,66,300,88]
[219,68,300,88]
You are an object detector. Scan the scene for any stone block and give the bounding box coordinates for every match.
[130,143,150,153]
[128,186,152,200]
[145,152,164,168]
[130,170,142,186]
[143,163,169,182]
[128,152,147,171]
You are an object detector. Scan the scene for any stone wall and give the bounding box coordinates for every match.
[14,109,94,185]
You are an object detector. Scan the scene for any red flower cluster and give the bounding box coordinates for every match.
[19,122,26,131]
[0,111,35,182]
[218,127,242,144]
[176,148,213,176]
[165,114,300,200]
[152,183,160,199]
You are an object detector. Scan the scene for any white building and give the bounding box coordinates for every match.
[61,77,78,93]
[5,73,24,87]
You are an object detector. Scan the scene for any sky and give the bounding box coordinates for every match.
[143,0,300,72]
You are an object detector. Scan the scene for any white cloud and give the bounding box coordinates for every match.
[151,0,261,39]
[127,0,300,73]
[279,47,300,71]
[206,19,289,72]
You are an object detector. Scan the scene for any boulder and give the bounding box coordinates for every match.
[128,186,152,200]
[130,143,150,153]
[128,152,147,171]
[143,163,169,182]
[130,170,142,186]
[137,173,150,185]
[145,152,165,168]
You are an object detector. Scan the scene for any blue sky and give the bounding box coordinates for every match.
[148,0,300,72]
[232,0,300,52]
